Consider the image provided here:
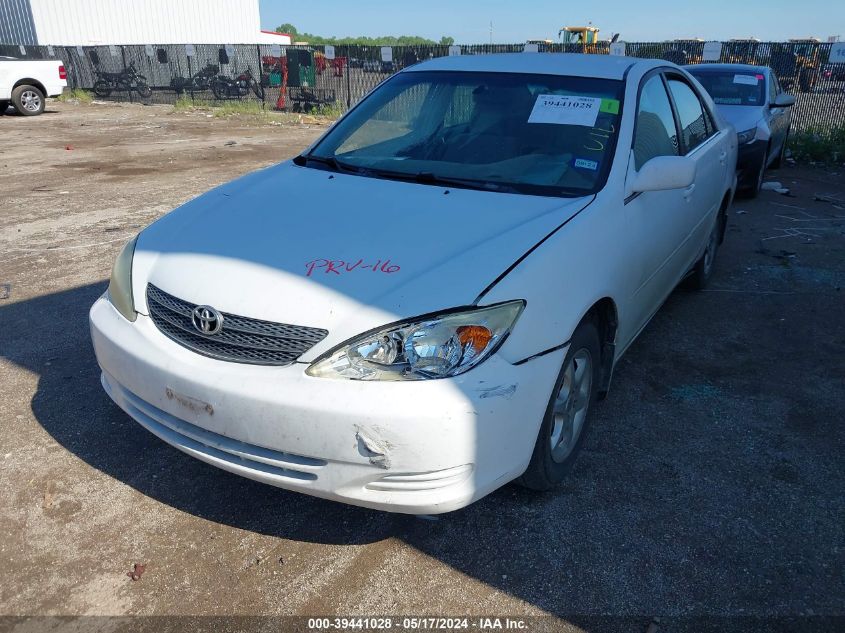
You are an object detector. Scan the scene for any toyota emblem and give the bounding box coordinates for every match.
[192,305,223,335]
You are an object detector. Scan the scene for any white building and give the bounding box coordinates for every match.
[0,0,291,45]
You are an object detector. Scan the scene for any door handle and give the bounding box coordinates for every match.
[683,184,696,200]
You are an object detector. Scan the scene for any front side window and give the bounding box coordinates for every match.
[687,70,766,106]
[633,75,679,170]
[667,79,710,152]
[308,70,625,197]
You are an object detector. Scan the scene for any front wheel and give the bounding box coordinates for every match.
[135,81,152,98]
[742,147,768,199]
[93,80,112,97]
[11,84,45,116]
[770,128,790,169]
[210,81,227,100]
[518,319,600,491]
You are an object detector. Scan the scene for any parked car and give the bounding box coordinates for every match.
[90,54,737,514]
[686,63,794,196]
[823,63,845,82]
[0,56,67,116]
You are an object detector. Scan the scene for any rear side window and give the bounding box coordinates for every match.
[668,79,709,152]
[633,75,679,170]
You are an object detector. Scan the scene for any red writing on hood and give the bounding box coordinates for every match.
[306,259,401,277]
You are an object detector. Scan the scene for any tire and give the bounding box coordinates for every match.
[93,80,112,97]
[742,147,768,199]
[210,81,227,100]
[518,319,601,491]
[770,127,790,169]
[0,99,9,115]
[135,81,152,99]
[11,84,45,116]
[684,215,721,290]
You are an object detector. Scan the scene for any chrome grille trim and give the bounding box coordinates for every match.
[146,284,328,366]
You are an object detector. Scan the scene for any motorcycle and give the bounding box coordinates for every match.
[210,67,264,100]
[170,63,219,94]
[93,62,152,98]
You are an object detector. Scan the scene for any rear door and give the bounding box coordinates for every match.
[665,73,728,268]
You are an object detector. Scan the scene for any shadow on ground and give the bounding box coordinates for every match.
[2,247,843,624]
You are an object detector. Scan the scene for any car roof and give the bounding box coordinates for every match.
[405,53,665,80]
[684,63,770,74]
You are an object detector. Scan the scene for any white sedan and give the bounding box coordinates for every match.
[90,53,737,514]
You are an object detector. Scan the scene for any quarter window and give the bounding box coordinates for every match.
[633,75,679,170]
[667,79,709,152]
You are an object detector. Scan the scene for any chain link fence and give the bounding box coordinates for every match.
[3,40,844,134]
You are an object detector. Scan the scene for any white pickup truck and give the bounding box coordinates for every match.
[0,57,67,116]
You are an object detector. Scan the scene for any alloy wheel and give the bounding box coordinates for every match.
[21,90,41,112]
[550,348,593,463]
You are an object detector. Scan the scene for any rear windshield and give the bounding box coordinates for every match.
[688,71,766,106]
[307,70,624,197]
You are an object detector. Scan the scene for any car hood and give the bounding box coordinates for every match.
[714,104,766,133]
[132,161,591,361]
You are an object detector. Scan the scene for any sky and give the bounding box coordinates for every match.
[259,0,844,44]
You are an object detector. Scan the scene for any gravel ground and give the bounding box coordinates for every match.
[0,101,843,633]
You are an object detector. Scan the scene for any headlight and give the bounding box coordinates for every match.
[107,235,138,322]
[736,127,757,144]
[306,301,525,381]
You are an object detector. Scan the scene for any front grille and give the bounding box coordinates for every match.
[146,284,328,366]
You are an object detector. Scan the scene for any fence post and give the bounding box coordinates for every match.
[346,45,352,110]
[187,51,193,103]
[256,44,265,108]
[121,45,133,103]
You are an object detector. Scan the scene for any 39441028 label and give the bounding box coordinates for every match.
[527,95,601,127]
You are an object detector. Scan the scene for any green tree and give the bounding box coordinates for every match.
[272,25,451,47]
[275,23,298,36]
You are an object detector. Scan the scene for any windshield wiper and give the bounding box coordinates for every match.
[293,154,357,173]
[357,168,520,193]
[411,171,520,193]
[295,158,583,197]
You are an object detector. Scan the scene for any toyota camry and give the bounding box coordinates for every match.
[90,53,737,514]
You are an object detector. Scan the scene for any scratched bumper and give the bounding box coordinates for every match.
[89,295,563,514]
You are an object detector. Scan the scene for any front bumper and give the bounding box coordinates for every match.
[89,296,563,514]
[737,140,769,189]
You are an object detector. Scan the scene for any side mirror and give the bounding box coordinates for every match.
[630,155,696,193]
[773,93,795,107]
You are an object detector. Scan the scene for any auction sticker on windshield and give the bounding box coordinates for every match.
[733,74,759,85]
[528,95,601,127]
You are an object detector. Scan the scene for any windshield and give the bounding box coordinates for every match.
[688,71,766,106]
[306,70,624,197]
